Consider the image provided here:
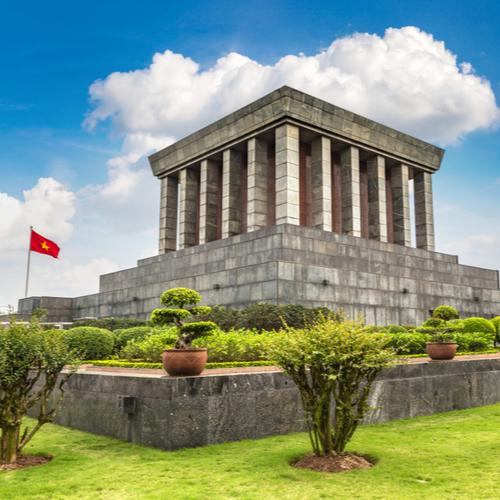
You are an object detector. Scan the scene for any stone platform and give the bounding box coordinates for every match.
[36,355,500,451]
[19,224,500,325]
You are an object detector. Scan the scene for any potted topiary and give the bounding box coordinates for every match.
[150,287,216,376]
[426,329,458,360]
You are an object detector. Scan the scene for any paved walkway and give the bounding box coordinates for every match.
[79,351,500,378]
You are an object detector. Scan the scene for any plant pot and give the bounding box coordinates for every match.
[426,342,457,360]
[162,348,208,376]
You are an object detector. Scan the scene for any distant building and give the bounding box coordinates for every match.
[17,87,500,324]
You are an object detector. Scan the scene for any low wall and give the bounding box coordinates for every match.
[38,357,500,451]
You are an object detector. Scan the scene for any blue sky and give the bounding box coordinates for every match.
[1,0,499,309]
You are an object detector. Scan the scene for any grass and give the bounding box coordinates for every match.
[1,404,499,499]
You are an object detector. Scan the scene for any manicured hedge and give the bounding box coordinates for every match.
[85,360,276,369]
[196,303,341,332]
[62,326,114,360]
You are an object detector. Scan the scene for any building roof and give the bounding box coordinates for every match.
[149,86,445,177]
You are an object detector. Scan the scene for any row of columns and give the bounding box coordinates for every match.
[159,124,435,254]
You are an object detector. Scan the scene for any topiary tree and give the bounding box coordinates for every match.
[432,305,459,321]
[0,320,76,465]
[150,288,217,348]
[270,320,394,456]
[422,317,445,328]
[62,327,115,360]
[462,317,496,335]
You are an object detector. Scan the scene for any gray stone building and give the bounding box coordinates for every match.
[17,87,500,324]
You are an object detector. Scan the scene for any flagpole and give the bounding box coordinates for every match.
[24,226,33,297]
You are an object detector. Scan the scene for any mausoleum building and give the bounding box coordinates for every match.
[17,87,500,324]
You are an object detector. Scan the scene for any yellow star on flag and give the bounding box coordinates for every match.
[41,241,50,251]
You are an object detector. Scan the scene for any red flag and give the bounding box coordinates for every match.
[30,229,60,259]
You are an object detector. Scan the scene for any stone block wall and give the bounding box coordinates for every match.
[38,357,500,451]
[69,224,500,325]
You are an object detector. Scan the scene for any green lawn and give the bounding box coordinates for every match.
[1,405,499,500]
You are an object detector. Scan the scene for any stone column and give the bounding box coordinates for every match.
[275,124,300,225]
[159,175,178,253]
[222,149,243,238]
[414,171,435,251]
[311,136,332,231]
[178,168,199,249]
[340,146,361,237]
[391,163,411,246]
[247,138,268,231]
[199,158,220,244]
[366,155,388,242]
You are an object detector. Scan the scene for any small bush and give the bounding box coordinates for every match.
[63,327,114,360]
[120,328,178,362]
[114,326,152,351]
[386,332,431,355]
[462,317,496,335]
[491,316,500,343]
[73,317,147,331]
[194,329,276,362]
[453,332,494,352]
[432,305,459,321]
[270,320,393,455]
[385,324,408,334]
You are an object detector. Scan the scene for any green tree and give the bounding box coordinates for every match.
[270,320,394,456]
[150,288,217,348]
[0,320,76,465]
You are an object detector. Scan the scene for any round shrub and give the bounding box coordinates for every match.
[462,317,496,335]
[63,327,114,360]
[385,332,431,355]
[114,326,152,351]
[432,305,459,321]
[491,316,500,339]
[422,318,445,328]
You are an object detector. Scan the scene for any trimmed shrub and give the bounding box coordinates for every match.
[431,305,459,321]
[453,332,494,352]
[491,316,500,344]
[386,332,431,355]
[114,326,152,351]
[73,317,147,331]
[63,326,114,360]
[462,317,496,335]
[384,324,407,334]
[422,318,445,328]
[120,328,178,362]
[195,329,276,362]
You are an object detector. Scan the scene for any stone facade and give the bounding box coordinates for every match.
[16,87,500,323]
[34,356,500,451]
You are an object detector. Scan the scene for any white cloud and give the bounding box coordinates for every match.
[86,26,499,148]
[3,26,500,312]
[0,178,75,250]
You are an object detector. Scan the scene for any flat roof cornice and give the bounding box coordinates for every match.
[149,86,445,177]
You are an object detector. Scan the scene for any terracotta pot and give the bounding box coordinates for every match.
[426,342,457,360]
[162,348,208,376]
